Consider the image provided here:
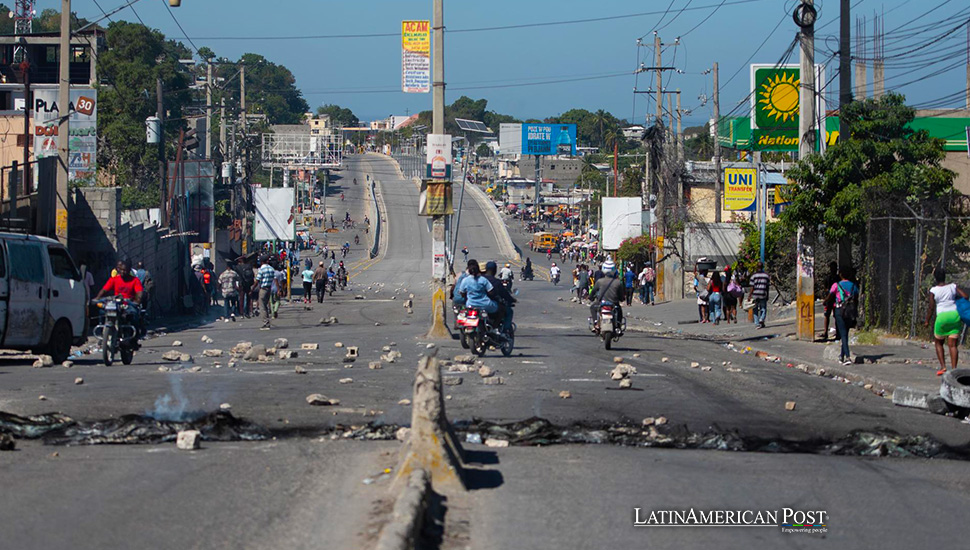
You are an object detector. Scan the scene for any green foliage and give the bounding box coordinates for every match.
[230,53,309,124]
[736,219,796,295]
[619,164,643,197]
[317,104,359,128]
[214,199,232,229]
[120,184,160,210]
[616,236,654,264]
[684,125,713,161]
[780,93,956,243]
[476,143,492,158]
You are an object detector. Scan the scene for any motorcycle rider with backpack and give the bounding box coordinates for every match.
[589,260,625,330]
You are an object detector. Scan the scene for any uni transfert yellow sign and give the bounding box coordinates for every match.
[724,168,757,211]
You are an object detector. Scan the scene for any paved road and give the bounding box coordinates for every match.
[1,155,969,549]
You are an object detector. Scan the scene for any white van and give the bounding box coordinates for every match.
[0,233,87,363]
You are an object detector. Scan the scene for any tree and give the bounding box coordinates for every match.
[781,93,955,244]
[476,143,492,158]
[227,53,309,124]
[317,104,359,128]
[616,236,654,266]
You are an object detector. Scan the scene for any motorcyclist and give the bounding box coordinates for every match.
[456,259,499,316]
[589,260,626,329]
[550,262,561,284]
[498,262,514,286]
[337,261,348,288]
[484,261,516,332]
[95,259,145,341]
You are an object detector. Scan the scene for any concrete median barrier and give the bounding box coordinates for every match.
[393,352,466,494]
[375,469,431,550]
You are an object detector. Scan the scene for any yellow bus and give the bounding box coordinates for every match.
[533,232,557,252]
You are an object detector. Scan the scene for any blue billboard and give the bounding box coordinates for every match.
[522,124,577,156]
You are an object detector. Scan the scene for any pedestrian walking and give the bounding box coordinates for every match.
[826,266,859,365]
[301,264,315,304]
[218,260,241,322]
[623,265,635,306]
[747,262,770,328]
[256,256,276,329]
[926,266,968,376]
[724,269,743,323]
[694,270,710,323]
[821,261,840,341]
[638,264,655,305]
[708,270,724,325]
[313,261,328,303]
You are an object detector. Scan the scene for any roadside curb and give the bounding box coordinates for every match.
[375,469,431,550]
[369,179,388,260]
[463,182,520,262]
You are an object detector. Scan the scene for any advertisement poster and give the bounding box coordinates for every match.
[33,88,97,185]
[723,167,757,211]
[521,124,577,156]
[425,134,452,179]
[402,20,431,93]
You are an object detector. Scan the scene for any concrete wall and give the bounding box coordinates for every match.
[70,186,184,315]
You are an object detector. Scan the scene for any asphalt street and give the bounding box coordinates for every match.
[0,153,969,548]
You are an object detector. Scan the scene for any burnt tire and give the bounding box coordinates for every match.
[46,320,73,364]
[941,368,970,408]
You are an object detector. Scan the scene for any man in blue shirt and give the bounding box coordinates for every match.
[456,260,498,314]
[623,265,635,306]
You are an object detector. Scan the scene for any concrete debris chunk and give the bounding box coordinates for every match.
[557,297,564,301]
[613,356,624,363]
[62,361,73,368]
[641,417,655,426]
[398,399,412,406]
[381,346,391,352]
[478,366,494,378]
[74,377,84,385]
[690,362,700,369]
[661,357,669,363]
[447,364,471,373]
[484,438,509,448]
[274,338,289,349]
[189,366,203,373]
[202,349,223,358]
[443,377,463,386]
[219,403,231,411]
[278,350,298,360]
[228,361,237,369]
[334,342,344,348]
[301,343,319,350]
[618,379,633,389]
[395,427,411,442]
[655,416,668,426]
[257,355,273,363]
[785,401,797,411]
[610,364,637,380]
[266,348,277,356]
[426,343,436,349]
[162,350,183,362]
[171,340,183,347]
[346,347,359,358]
[559,390,572,399]
[454,354,476,365]
[701,366,712,371]
[368,361,383,370]
[158,366,171,373]
[483,376,505,386]
[755,351,769,359]
[201,336,213,344]
[354,295,365,300]
[230,342,253,355]
[176,430,201,450]
[339,378,353,384]
[864,383,873,391]
[294,365,307,374]
[38,395,46,401]
[726,367,742,373]
[243,345,267,361]
[306,394,333,406]
[32,355,54,368]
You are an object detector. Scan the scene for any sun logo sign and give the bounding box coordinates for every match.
[754,67,800,130]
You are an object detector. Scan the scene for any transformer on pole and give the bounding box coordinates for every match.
[13,0,35,63]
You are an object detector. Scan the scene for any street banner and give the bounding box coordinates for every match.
[426,134,452,179]
[521,123,577,156]
[418,180,454,216]
[402,20,430,93]
[33,88,97,185]
[750,64,825,152]
[723,168,757,211]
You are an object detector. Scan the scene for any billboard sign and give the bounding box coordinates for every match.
[521,123,576,156]
[723,167,757,211]
[254,187,296,241]
[601,197,643,250]
[402,20,431,93]
[750,64,825,151]
[33,88,98,185]
[426,134,452,179]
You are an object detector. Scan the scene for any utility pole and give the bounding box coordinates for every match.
[239,62,246,184]
[427,0,449,338]
[219,98,226,160]
[20,55,30,195]
[713,62,722,223]
[655,33,663,126]
[839,0,851,141]
[205,61,212,159]
[797,0,816,342]
[675,91,684,208]
[966,25,969,109]
[157,76,167,227]
[55,0,70,243]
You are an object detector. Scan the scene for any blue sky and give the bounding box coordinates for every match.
[77,0,969,127]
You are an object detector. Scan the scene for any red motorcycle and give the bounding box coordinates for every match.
[456,306,514,357]
[589,301,625,350]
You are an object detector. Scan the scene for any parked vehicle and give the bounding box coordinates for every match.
[589,301,625,350]
[0,233,88,363]
[93,297,139,365]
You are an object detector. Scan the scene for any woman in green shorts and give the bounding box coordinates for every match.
[926,267,968,376]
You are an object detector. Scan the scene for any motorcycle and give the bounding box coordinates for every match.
[328,277,337,295]
[456,306,515,357]
[551,272,561,285]
[589,301,625,350]
[520,266,534,281]
[93,297,140,366]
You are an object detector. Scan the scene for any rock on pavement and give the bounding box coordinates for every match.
[176,430,201,450]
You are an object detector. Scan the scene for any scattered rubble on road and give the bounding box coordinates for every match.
[478,366,494,378]
[202,349,223,358]
[278,350,298,360]
[201,336,214,344]
[619,379,633,389]
[485,438,509,448]
[306,394,339,406]
[74,377,84,385]
[559,391,572,399]
[171,341,182,347]
[294,365,307,374]
[483,376,505,386]
[62,361,73,368]
[610,364,636,380]
[274,338,289,349]
[339,378,354,384]
[243,345,267,361]
[785,401,797,411]
[32,355,53,368]
[444,377,463,386]
[301,343,319,350]
[177,430,201,450]
[369,361,383,370]
[231,342,252,355]
[398,399,411,406]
